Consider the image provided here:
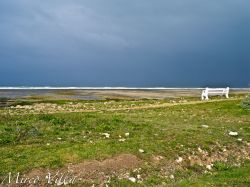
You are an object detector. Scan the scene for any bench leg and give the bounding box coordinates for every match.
[202,95,209,100]
[201,93,209,100]
[226,93,229,98]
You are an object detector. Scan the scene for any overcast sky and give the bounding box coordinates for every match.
[0,0,249,87]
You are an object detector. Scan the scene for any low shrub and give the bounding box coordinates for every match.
[240,96,250,109]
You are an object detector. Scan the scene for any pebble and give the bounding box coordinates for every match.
[139,149,145,153]
[169,175,174,179]
[206,164,213,170]
[125,133,130,137]
[102,133,110,138]
[176,157,183,163]
[198,147,203,153]
[128,177,136,183]
[201,125,209,128]
[229,131,238,136]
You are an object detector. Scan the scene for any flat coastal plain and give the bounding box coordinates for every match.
[0,88,249,186]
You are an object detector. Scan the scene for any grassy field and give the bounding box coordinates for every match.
[0,95,249,186]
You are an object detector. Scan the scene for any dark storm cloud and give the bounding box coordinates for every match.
[0,0,249,87]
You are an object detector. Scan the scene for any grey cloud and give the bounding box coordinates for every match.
[0,0,249,87]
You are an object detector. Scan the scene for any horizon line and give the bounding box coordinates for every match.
[0,87,249,90]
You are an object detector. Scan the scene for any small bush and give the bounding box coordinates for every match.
[213,162,230,171]
[39,114,66,125]
[240,96,250,109]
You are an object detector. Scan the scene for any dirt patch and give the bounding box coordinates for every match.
[19,154,141,186]
[68,153,140,174]
[159,142,250,178]
[183,143,250,168]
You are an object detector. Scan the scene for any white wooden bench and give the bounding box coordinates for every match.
[201,87,229,100]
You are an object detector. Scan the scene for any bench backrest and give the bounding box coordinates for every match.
[204,87,229,94]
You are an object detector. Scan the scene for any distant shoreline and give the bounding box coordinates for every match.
[0,87,248,100]
[0,87,249,90]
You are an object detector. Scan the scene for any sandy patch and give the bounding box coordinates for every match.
[19,154,141,186]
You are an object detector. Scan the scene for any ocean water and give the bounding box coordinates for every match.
[0,87,203,90]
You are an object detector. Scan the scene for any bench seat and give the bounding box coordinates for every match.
[201,87,229,100]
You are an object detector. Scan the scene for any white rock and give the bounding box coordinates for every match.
[125,133,130,137]
[176,157,183,163]
[198,147,203,153]
[202,125,209,128]
[46,143,50,146]
[57,137,62,140]
[206,164,213,170]
[229,131,238,136]
[137,174,141,179]
[139,149,144,153]
[169,175,174,179]
[237,138,242,141]
[119,138,126,142]
[128,177,136,183]
[102,133,110,138]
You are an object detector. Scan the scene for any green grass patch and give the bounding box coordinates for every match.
[0,97,249,186]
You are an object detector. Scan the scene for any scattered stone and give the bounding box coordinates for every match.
[128,177,136,183]
[137,174,141,179]
[176,157,183,163]
[57,137,62,140]
[46,143,50,146]
[229,131,238,136]
[119,138,126,142]
[237,138,242,141]
[202,125,209,128]
[139,149,145,153]
[169,175,174,179]
[102,133,110,138]
[198,147,203,153]
[125,133,130,137]
[153,155,164,162]
[234,163,241,167]
[206,164,213,170]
